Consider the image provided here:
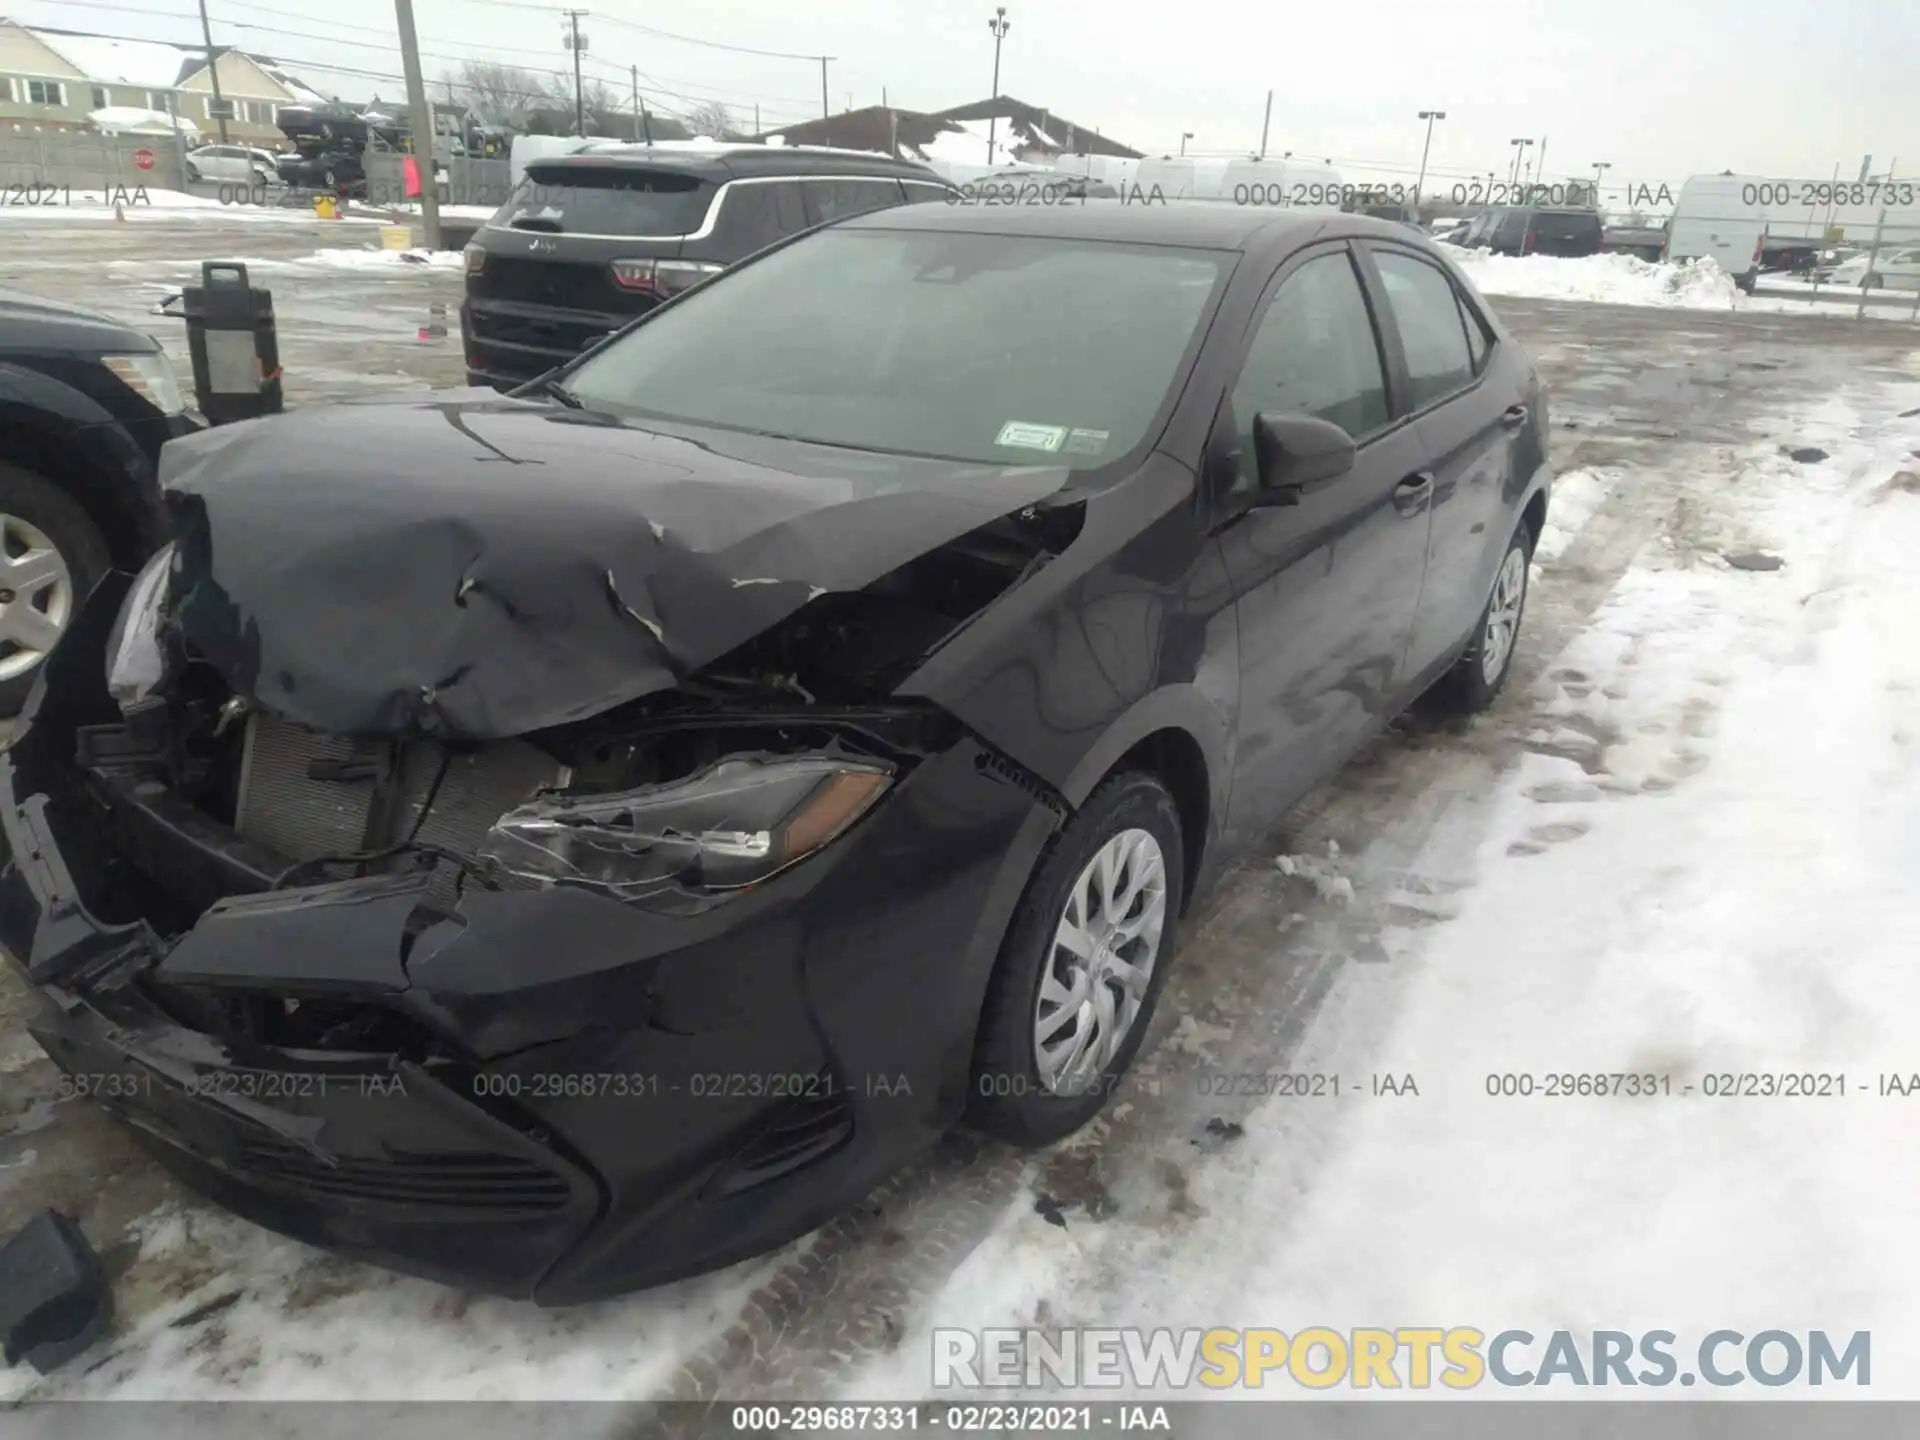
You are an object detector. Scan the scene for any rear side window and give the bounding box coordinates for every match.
[713,180,806,253]
[1456,289,1490,373]
[492,166,716,237]
[1373,251,1474,409]
[1530,210,1602,245]
[902,180,955,206]
[1492,210,1527,247]
[802,178,905,225]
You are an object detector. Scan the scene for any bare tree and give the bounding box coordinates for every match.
[683,99,733,139]
[445,60,549,125]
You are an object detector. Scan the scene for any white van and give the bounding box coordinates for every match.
[1667,174,1766,291]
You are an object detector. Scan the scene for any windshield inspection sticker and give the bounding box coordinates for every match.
[1063,428,1111,456]
[996,421,1068,453]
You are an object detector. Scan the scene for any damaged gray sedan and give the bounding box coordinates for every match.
[0,203,1550,1302]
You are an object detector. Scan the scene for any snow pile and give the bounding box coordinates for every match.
[293,247,466,271]
[1445,244,1742,309]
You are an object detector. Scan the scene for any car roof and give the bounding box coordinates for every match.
[843,200,1432,255]
[526,144,942,184]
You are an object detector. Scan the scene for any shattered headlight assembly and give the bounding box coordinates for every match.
[104,542,177,711]
[479,754,893,908]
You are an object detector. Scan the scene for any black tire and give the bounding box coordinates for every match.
[0,463,113,717]
[968,771,1185,1147]
[1423,523,1533,715]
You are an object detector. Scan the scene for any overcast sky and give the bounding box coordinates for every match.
[14,0,1918,197]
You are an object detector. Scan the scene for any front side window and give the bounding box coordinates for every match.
[1374,250,1474,409]
[566,228,1228,472]
[1227,250,1390,491]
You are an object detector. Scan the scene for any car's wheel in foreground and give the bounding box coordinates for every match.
[0,465,112,717]
[1424,524,1532,715]
[969,772,1185,1146]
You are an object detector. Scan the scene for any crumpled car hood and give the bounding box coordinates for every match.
[160,391,1070,739]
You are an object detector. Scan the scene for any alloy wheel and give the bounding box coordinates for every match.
[0,513,74,683]
[1480,545,1527,685]
[1033,828,1169,1095]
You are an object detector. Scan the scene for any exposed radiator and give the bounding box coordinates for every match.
[234,712,565,904]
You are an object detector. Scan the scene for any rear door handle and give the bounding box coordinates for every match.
[1392,471,1434,515]
[1500,404,1529,430]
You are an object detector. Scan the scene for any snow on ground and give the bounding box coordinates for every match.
[842,380,1920,1397]
[1533,466,1619,563]
[1448,245,1919,319]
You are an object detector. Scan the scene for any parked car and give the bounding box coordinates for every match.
[461,144,955,389]
[275,148,366,196]
[0,290,198,715]
[1,206,1549,1304]
[1827,248,1920,290]
[1461,204,1604,258]
[183,144,279,186]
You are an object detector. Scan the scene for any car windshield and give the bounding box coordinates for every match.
[490,164,716,236]
[564,227,1230,470]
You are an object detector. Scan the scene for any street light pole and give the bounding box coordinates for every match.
[1180,131,1193,156]
[1415,109,1445,198]
[986,7,1009,164]
[1508,137,1532,189]
[1591,161,1610,207]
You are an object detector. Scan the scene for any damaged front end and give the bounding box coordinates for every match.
[0,415,1080,1300]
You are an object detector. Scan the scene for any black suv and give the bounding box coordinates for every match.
[1462,205,1603,258]
[0,290,199,714]
[460,145,954,389]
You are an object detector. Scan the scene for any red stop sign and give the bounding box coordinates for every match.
[133,147,155,171]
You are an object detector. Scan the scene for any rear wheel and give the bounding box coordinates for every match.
[968,772,1184,1147]
[0,464,112,716]
[1423,524,1532,715]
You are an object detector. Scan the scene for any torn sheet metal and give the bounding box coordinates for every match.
[159,393,1070,740]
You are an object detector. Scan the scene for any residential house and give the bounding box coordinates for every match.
[0,19,327,146]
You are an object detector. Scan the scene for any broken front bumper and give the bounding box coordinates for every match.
[0,579,1059,1303]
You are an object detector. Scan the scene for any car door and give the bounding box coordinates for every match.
[1360,244,1521,680]
[1211,243,1434,843]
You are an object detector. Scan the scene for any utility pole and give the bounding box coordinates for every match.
[195,0,230,144]
[394,0,440,247]
[1534,134,1548,188]
[1415,109,1445,197]
[754,102,760,135]
[637,64,660,143]
[1591,161,1609,208]
[1259,89,1272,160]
[561,10,589,137]
[162,90,190,187]
[986,7,1010,164]
[819,57,832,119]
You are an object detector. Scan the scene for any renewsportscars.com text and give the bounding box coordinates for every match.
[932,1327,1871,1389]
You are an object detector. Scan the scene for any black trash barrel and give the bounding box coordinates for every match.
[181,260,282,424]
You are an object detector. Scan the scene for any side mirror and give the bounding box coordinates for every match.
[1251,412,1355,504]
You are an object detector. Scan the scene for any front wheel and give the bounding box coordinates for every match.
[1423,524,1532,714]
[968,772,1185,1147]
[0,464,112,717]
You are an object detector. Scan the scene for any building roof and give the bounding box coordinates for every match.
[11,24,327,102]
[926,97,1141,159]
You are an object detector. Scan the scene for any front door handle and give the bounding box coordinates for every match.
[1500,404,1530,430]
[1392,471,1434,515]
